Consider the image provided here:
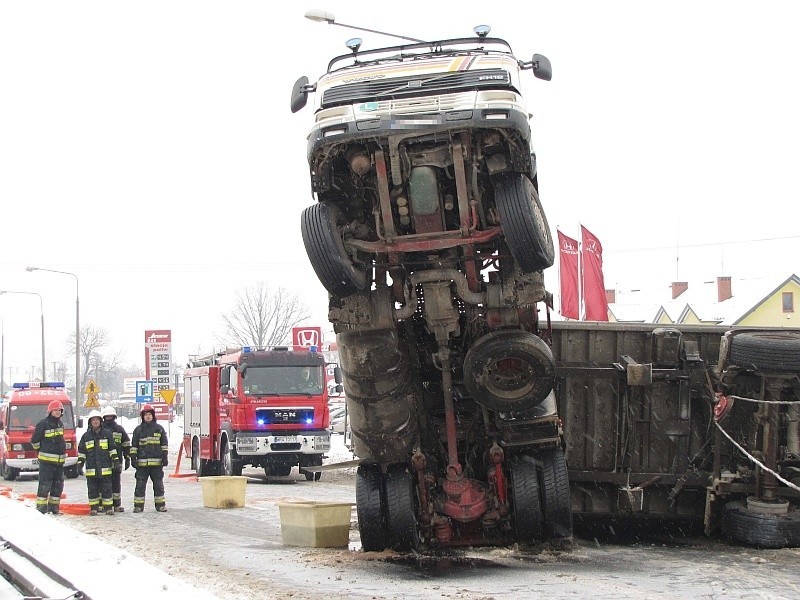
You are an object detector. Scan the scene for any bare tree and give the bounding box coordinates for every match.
[67,325,121,398]
[219,283,311,348]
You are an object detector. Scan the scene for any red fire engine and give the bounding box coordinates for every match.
[0,382,80,480]
[183,345,341,480]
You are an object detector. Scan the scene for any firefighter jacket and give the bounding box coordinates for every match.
[102,420,131,458]
[130,420,168,468]
[78,427,119,477]
[30,415,67,465]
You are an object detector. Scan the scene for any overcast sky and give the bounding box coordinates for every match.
[1,1,798,378]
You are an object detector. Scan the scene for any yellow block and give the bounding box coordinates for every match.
[199,476,247,509]
[277,501,353,548]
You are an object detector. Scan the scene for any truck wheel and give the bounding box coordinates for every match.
[729,331,800,372]
[539,448,573,542]
[463,330,555,412]
[356,465,388,552]
[220,439,242,477]
[265,464,292,477]
[509,455,543,545]
[722,500,800,548]
[385,464,419,551]
[64,465,79,479]
[1,459,18,481]
[301,201,368,298]
[493,172,554,273]
[303,470,322,481]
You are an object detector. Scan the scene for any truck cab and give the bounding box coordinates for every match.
[0,382,80,480]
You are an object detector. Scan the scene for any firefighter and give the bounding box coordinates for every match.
[130,404,169,512]
[30,400,68,515]
[78,410,120,515]
[101,405,131,512]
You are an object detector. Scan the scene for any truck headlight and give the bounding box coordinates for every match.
[12,444,23,451]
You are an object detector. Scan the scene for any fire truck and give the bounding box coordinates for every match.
[0,382,80,480]
[183,345,341,480]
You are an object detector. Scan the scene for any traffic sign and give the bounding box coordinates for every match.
[135,380,154,404]
[85,379,100,395]
[84,393,100,408]
[158,389,177,405]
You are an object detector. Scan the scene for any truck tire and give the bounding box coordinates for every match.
[220,439,243,477]
[265,464,292,477]
[463,330,555,412]
[301,201,368,298]
[493,172,554,273]
[729,331,800,373]
[539,448,573,542]
[1,459,18,481]
[509,455,543,545]
[385,464,419,551]
[356,465,388,552]
[722,500,800,548]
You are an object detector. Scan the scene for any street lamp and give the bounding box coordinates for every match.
[26,267,79,404]
[0,290,46,381]
[304,9,426,43]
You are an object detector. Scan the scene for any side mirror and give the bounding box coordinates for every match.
[335,384,344,394]
[220,367,231,388]
[531,53,552,81]
[291,76,311,113]
[220,385,230,395]
[333,366,343,384]
[77,417,84,428]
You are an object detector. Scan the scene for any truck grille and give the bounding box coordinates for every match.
[322,68,510,107]
[255,407,314,425]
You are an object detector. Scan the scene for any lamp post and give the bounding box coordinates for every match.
[0,290,46,381]
[26,267,79,404]
[304,10,426,43]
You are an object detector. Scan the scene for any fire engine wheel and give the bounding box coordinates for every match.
[385,464,419,551]
[722,500,800,548]
[493,172,555,273]
[303,470,322,482]
[1,459,18,481]
[220,439,243,477]
[356,464,388,552]
[463,330,555,412]
[301,201,368,299]
[509,455,543,545]
[538,448,573,542]
[729,331,800,372]
[265,464,292,477]
[64,465,79,479]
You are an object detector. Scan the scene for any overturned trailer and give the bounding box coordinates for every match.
[552,322,800,548]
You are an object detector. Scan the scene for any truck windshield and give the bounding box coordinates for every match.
[7,404,75,431]
[242,365,325,396]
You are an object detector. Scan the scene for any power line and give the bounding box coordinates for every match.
[607,233,800,254]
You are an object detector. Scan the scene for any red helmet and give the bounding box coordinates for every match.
[47,400,64,414]
[140,403,155,419]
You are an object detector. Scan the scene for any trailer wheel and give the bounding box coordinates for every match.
[463,330,555,412]
[1,458,18,481]
[301,201,368,298]
[493,172,554,273]
[356,465,388,552]
[509,455,543,545]
[385,464,419,551]
[722,500,800,548]
[729,331,800,372]
[64,465,79,479]
[539,448,573,542]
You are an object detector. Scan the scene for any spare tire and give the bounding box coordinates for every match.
[463,330,555,412]
[493,172,554,273]
[729,331,800,373]
[301,201,368,298]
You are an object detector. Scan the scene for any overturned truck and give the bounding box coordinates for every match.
[292,28,567,549]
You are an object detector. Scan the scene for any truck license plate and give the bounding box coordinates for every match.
[274,436,296,443]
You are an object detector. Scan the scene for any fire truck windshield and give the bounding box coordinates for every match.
[242,365,324,396]
[7,404,75,430]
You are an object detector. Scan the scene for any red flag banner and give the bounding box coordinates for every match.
[581,225,609,321]
[557,230,579,319]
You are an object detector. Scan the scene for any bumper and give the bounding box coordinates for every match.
[234,431,330,456]
[5,456,78,471]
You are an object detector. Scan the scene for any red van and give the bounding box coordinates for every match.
[0,382,80,480]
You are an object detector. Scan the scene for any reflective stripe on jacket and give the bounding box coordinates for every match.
[78,427,118,477]
[130,421,168,468]
[30,415,67,465]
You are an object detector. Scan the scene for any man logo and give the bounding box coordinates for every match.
[296,329,320,347]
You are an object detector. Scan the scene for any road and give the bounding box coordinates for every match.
[2,435,800,600]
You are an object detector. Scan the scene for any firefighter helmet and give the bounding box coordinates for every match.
[101,405,117,419]
[140,403,156,419]
[47,400,64,414]
[87,410,103,426]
